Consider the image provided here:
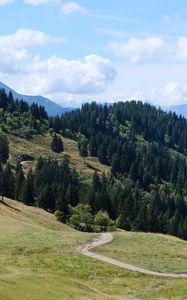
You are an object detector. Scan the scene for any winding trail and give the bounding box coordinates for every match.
[77,233,187,278]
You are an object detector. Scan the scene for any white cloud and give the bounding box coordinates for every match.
[0,29,51,49]
[0,48,27,74]
[177,37,187,60]
[24,0,59,6]
[0,28,115,97]
[108,37,167,63]
[0,0,13,5]
[61,2,87,15]
[97,81,187,107]
[20,54,117,95]
[153,81,187,106]
[0,29,61,74]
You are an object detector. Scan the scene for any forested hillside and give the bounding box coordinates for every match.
[0,89,186,239]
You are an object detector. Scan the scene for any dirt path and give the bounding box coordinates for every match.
[77,233,187,278]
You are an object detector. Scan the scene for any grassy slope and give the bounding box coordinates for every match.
[0,199,187,300]
[8,133,110,177]
[94,231,187,273]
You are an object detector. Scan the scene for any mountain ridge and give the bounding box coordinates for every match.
[166,103,187,119]
[0,81,71,116]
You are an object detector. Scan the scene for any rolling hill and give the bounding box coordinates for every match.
[0,197,187,300]
[7,133,110,177]
[0,90,186,240]
[0,86,187,299]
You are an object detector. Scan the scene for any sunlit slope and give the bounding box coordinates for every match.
[0,198,187,300]
[94,231,187,273]
[8,133,110,177]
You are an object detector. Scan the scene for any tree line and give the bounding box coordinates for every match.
[0,152,186,239]
[0,91,187,239]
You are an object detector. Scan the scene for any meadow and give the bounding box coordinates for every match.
[94,231,187,273]
[8,133,110,177]
[0,198,187,300]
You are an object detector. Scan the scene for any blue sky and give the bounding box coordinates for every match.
[0,0,187,106]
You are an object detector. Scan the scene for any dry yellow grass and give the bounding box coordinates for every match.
[8,133,110,177]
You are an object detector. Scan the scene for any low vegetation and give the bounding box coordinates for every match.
[0,198,187,300]
[94,231,187,273]
[7,133,110,177]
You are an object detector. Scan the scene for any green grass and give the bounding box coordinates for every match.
[8,133,110,177]
[0,199,187,300]
[94,231,187,273]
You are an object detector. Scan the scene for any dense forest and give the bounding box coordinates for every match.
[0,89,187,239]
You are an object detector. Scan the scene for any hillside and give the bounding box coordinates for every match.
[52,101,187,239]
[0,198,187,300]
[0,90,186,240]
[7,133,110,177]
[94,231,187,273]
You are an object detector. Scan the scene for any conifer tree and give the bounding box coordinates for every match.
[51,134,64,153]
[56,192,69,223]
[37,184,55,211]
[0,134,9,164]
[15,163,24,201]
[1,164,15,198]
[92,171,101,192]
[19,179,30,204]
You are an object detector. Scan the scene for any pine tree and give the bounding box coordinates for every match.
[56,192,69,223]
[1,164,15,198]
[27,169,35,204]
[15,164,24,200]
[89,136,97,156]
[97,144,107,164]
[111,153,120,176]
[37,184,55,211]
[19,179,30,204]
[92,171,101,192]
[51,134,64,153]
[78,136,88,161]
[0,134,9,164]
[0,89,8,110]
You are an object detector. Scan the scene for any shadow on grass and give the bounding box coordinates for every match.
[0,200,21,212]
[85,162,100,172]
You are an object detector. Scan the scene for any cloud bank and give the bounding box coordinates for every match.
[108,37,167,63]
[21,54,117,95]
[108,36,187,63]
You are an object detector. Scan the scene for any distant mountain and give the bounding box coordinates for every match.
[0,81,72,116]
[166,104,187,120]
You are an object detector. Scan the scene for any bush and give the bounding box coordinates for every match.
[54,210,63,222]
[69,204,94,231]
[94,210,110,231]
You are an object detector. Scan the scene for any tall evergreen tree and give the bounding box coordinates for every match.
[1,164,15,198]
[0,134,9,164]
[56,192,70,223]
[15,163,24,201]
[51,134,64,153]
[37,184,55,211]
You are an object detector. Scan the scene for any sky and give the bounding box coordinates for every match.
[0,0,187,107]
